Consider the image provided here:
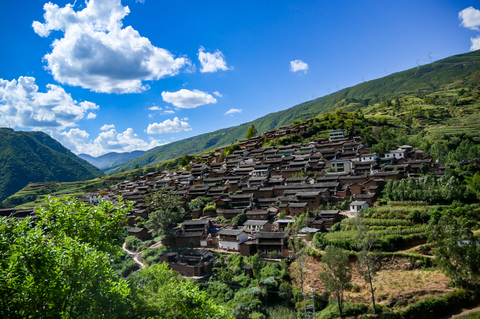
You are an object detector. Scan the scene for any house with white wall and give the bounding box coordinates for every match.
[218,228,248,251]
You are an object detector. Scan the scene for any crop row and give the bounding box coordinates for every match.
[342,218,413,227]
[325,225,428,241]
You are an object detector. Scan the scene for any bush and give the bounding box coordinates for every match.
[125,235,146,251]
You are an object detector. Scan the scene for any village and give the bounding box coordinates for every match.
[52,122,448,279]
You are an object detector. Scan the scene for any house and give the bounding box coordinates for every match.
[329,129,345,141]
[127,227,152,240]
[160,249,216,277]
[318,210,341,229]
[256,232,289,258]
[246,210,271,220]
[360,153,377,162]
[329,160,353,173]
[243,220,272,233]
[275,219,295,232]
[218,228,248,251]
[349,201,369,216]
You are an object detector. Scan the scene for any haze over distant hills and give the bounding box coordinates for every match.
[0,128,103,202]
[106,50,480,175]
[78,151,146,171]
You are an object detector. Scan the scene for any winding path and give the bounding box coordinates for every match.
[122,242,145,269]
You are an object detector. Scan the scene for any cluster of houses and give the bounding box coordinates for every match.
[2,125,449,277]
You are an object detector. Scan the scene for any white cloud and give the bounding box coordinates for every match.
[459,6,480,30]
[86,112,97,119]
[181,117,189,121]
[198,47,231,73]
[213,91,222,97]
[0,76,98,131]
[148,106,162,111]
[147,117,192,134]
[290,60,309,73]
[224,108,242,116]
[161,89,217,109]
[100,124,115,130]
[32,0,188,93]
[471,36,480,51]
[163,110,175,114]
[56,127,165,156]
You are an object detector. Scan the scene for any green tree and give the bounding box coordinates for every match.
[145,189,184,238]
[134,163,140,169]
[0,197,131,318]
[319,246,352,319]
[428,210,480,288]
[353,216,379,314]
[128,263,232,318]
[246,125,258,139]
[286,214,308,315]
[250,253,263,279]
[233,212,248,226]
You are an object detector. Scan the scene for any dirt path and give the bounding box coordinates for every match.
[450,306,480,318]
[122,242,145,269]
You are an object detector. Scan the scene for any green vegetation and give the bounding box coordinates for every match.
[246,124,258,139]
[0,197,232,318]
[145,189,184,239]
[319,246,352,319]
[0,128,103,202]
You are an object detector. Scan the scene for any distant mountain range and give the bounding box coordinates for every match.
[78,151,146,171]
[0,128,103,202]
[106,50,480,175]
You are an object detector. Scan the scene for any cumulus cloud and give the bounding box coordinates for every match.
[459,7,480,51]
[181,117,189,121]
[100,124,115,130]
[32,0,188,93]
[0,76,98,131]
[459,6,480,30]
[163,110,175,114]
[224,108,242,116]
[56,127,165,156]
[86,112,97,119]
[198,47,231,73]
[213,91,222,97]
[290,60,309,73]
[147,117,192,134]
[161,89,217,109]
[471,36,480,51]
[148,106,162,111]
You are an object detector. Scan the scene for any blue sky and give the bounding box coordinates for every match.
[1,0,479,156]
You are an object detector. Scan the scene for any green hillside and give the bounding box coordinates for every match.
[78,150,146,171]
[108,50,480,174]
[0,128,103,202]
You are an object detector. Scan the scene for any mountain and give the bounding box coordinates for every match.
[0,128,104,202]
[78,151,146,171]
[105,50,480,174]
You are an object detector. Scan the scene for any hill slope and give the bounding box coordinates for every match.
[0,128,103,202]
[107,50,480,174]
[78,151,145,171]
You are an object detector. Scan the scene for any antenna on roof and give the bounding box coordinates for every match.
[428,52,432,63]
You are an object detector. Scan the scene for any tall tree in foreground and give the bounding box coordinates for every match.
[428,209,480,289]
[286,214,308,314]
[319,245,352,319]
[0,197,131,318]
[353,215,379,313]
[145,189,184,239]
[246,124,258,139]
